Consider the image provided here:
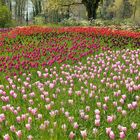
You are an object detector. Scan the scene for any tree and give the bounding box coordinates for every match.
[14,0,26,24]
[0,2,12,27]
[82,0,101,20]
[100,0,115,19]
[129,0,140,25]
[45,0,102,20]
[31,0,42,17]
[0,0,12,11]
[0,0,5,5]
[129,0,138,20]
[122,0,133,18]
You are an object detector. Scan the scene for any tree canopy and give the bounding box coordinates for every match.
[1,0,140,25]
[46,0,103,20]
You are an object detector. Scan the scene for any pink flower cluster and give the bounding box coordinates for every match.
[0,49,140,139]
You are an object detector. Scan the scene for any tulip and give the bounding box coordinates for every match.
[10,125,16,132]
[107,116,113,123]
[3,134,10,140]
[131,122,137,130]
[109,131,115,140]
[25,124,31,130]
[27,135,33,140]
[80,130,87,139]
[49,83,55,89]
[93,128,98,135]
[61,124,67,131]
[120,131,125,139]
[95,109,100,115]
[73,122,79,129]
[69,131,75,139]
[95,119,100,126]
[138,133,140,140]
[16,130,22,138]
[106,127,112,135]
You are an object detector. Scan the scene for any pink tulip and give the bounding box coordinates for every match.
[109,131,115,140]
[107,116,113,123]
[16,130,22,138]
[40,124,46,130]
[28,117,32,123]
[3,134,10,140]
[16,116,21,123]
[0,113,5,122]
[120,131,125,139]
[68,116,74,122]
[121,110,127,116]
[131,122,137,129]
[25,124,31,130]
[80,130,87,139]
[49,83,55,89]
[103,104,108,110]
[117,106,122,112]
[10,125,16,132]
[113,101,117,106]
[106,127,112,135]
[95,119,100,126]
[69,131,75,139]
[27,135,33,140]
[104,96,109,102]
[97,102,101,107]
[127,104,133,109]
[95,114,100,120]
[73,122,79,129]
[120,98,124,104]
[121,127,127,133]
[44,120,50,127]
[95,109,100,115]
[84,115,89,120]
[21,114,26,120]
[132,101,137,108]
[65,111,69,117]
[93,128,98,135]
[85,106,90,112]
[138,133,140,140]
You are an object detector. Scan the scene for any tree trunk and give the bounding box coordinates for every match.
[32,0,42,16]
[86,4,97,20]
[133,0,137,20]
[33,7,35,17]
[39,1,42,13]
[82,0,100,20]
[9,1,12,11]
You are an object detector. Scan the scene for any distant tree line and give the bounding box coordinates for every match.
[0,0,139,27]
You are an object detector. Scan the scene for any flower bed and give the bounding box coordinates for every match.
[0,26,140,140]
[0,26,139,75]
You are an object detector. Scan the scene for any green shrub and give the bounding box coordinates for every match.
[0,5,12,28]
[34,16,45,25]
[61,17,90,26]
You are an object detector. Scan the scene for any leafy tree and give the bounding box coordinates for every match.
[129,0,140,25]
[101,0,133,20]
[0,2,12,27]
[100,0,114,19]
[14,0,26,24]
[31,0,42,17]
[122,0,133,18]
[129,0,138,20]
[0,0,6,5]
[45,0,102,20]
